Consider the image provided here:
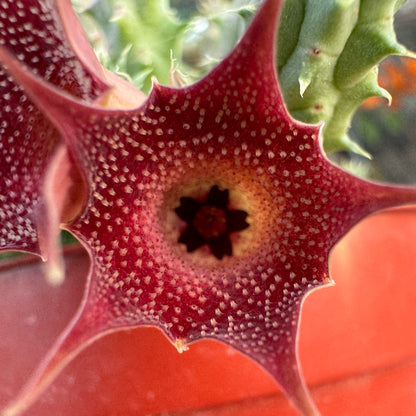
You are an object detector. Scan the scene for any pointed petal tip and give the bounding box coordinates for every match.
[173,338,189,353]
[96,68,147,109]
[44,260,65,286]
[147,77,172,103]
[279,365,321,416]
[287,382,321,416]
[1,401,23,416]
[151,76,162,90]
[38,145,74,286]
[245,0,283,50]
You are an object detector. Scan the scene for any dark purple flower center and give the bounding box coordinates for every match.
[193,205,227,238]
[175,185,249,259]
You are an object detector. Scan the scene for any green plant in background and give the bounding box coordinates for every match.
[73,0,186,91]
[277,0,410,156]
[74,0,260,91]
[75,0,414,159]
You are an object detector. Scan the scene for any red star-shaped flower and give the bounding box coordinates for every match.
[0,0,105,282]
[1,1,415,415]
[0,0,144,283]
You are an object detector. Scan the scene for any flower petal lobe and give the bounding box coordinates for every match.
[0,0,108,281]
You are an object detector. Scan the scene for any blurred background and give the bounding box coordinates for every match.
[347,0,416,184]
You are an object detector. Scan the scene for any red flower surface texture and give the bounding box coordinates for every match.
[0,1,415,415]
[0,0,144,284]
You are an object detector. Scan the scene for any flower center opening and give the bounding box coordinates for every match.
[193,206,227,238]
[175,185,249,259]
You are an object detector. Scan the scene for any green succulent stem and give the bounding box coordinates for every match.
[277,0,413,155]
[79,0,185,93]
